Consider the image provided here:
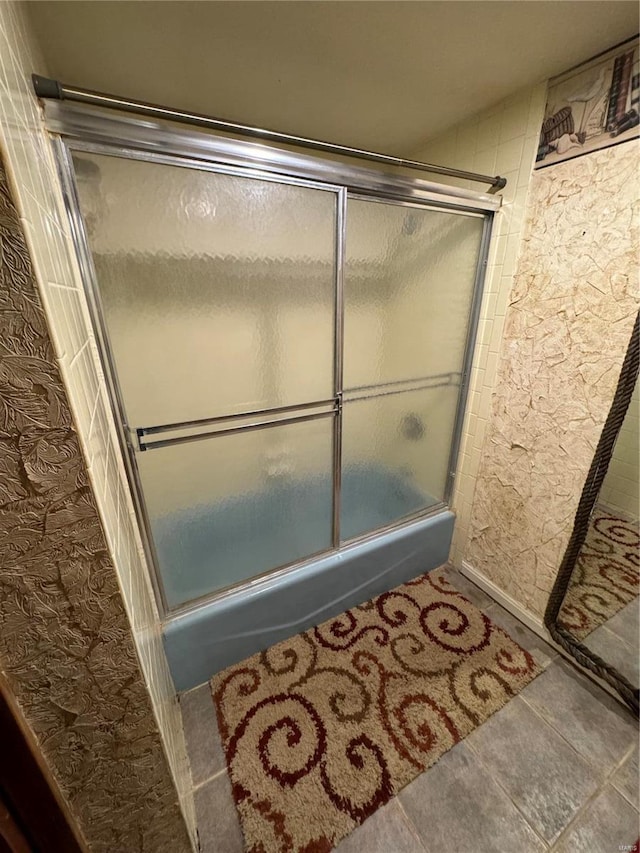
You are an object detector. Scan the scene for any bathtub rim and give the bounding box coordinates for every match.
[164,506,455,690]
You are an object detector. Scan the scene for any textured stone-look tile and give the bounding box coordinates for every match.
[466,141,640,620]
[585,626,639,687]
[611,744,639,810]
[180,684,226,786]
[522,658,637,773]
[334,799,425,853]
[466,697,599,843]
[195,773,244,853]
[553,786,639,853]
[485,604,556,668]
[399,742,546,853]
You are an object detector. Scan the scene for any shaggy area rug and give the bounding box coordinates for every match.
[559,507,639,641]
[211,568,540,853]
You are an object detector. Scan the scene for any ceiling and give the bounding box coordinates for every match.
[26,1,639,155]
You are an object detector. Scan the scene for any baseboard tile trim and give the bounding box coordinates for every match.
[459,560,547,638]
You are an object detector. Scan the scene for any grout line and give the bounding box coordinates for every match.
[518,689,608,772]
[515,691,638,840]
[47,280,78,292]
[548,743,638,851]
[392,796,431,852]
[191,767,226,794]
[463,727,552,850]
[179,682,212,698]
[519,675,636,776]
[609,746,639,813]
[68,336,90,369]
[589,621,637,656]
[87,388,101,437]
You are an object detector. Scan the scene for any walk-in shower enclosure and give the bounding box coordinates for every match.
[45,100,497,689]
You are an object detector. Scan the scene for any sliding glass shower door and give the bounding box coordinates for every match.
[73,151,340,608]
[70,147,487,612]
[341,198,484,540]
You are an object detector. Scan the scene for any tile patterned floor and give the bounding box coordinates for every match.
[180,567,639,853]
[585,598,640,688]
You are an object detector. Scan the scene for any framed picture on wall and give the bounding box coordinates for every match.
[536,35,639,169]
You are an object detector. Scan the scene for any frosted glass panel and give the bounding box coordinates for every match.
[340,384,459,541]
[344,199,484,390]
[137,416,334,608]
[72,152,336,427]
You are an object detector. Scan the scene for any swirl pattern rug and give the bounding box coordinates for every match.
[559,507,639,640]
[211,569,540,853]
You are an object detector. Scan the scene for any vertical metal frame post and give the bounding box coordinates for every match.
[443,214,494,506]
[332,189,347,547]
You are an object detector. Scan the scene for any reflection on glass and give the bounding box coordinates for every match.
[558,379,639,687]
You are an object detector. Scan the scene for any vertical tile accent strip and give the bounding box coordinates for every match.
[0,154,192,851]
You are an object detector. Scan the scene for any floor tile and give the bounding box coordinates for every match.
[399,741,546,853]
[334,798,425,853]
[485,603,557,669]
[194,772,244,853]
[521,658,637,773]
[585,625,639,687]
[180,683,227,787]
[466,696,599,843]
[611,744,639,811]
[440,567,496,611]
[552,786,639,853]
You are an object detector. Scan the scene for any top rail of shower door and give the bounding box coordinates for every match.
[33,76,507,195]
[39,100,502,214]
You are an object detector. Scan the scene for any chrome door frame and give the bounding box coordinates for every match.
[49,109,495,620]
[44,100,501,214]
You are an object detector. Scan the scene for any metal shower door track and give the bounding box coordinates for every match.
[42,100,502,214]
[34,75,507,194]
[48,117,495,620]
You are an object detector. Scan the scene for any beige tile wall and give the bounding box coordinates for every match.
[410,83,548,567]
[0,2,196,842]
